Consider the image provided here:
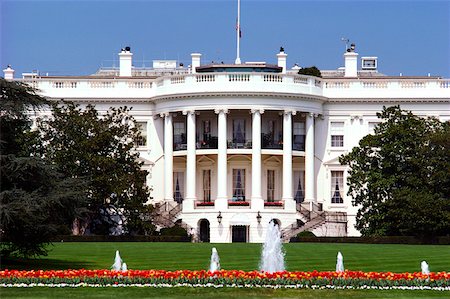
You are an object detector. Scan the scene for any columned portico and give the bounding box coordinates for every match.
[305,112,315,202]
[163,112,174,201]
[184,110,196,211]
[251,109,264,209]
[215,108,228,209]
[282,110,295,202]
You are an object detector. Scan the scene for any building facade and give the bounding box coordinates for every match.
[4,46,450,242]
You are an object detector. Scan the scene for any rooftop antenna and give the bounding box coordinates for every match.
[235,0,241,64]
[341,37,350,52]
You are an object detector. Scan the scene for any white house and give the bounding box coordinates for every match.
[4,45,450,242]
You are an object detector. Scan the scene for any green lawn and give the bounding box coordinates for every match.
[2,242,450,273]
[1,242,449,298]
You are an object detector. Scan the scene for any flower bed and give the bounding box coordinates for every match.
[196,202,214,207]
[264,201,283,207]
[228,201,250,206]
[1,269,449,290]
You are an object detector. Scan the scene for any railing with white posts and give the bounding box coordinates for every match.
[18,74,450,102]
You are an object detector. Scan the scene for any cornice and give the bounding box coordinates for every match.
[326,98,450,103]
[152,91,327,103]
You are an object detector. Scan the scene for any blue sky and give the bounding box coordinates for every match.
[1,0,449,78]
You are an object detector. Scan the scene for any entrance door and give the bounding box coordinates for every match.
[199,219,210,242]
[232,225,247,242]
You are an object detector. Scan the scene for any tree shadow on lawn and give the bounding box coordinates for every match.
[1,257,95,270]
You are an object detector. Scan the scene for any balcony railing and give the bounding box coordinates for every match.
[262,132,282,149]
[196,137,218,149]
[228,139,252,149]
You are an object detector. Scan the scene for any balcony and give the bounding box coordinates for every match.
[228,139,252,149]
[197,136,218,149]
[262,133,282,149]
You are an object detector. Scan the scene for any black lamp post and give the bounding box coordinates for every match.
[256,211,262,224]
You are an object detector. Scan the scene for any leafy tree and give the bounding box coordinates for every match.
[34,102,153,235]
[298,66,322,78]
[0,79,87,257]
[340,106,450,237]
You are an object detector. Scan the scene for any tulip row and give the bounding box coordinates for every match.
[1,269,449,290]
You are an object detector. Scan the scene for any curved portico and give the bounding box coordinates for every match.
[157,88,323,242]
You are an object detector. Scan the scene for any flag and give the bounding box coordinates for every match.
[236,19,242,38]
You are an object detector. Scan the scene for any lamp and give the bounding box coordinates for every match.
[256,211,262,224]
[217,212,222,224]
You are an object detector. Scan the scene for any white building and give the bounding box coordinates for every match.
[4,45,450,242]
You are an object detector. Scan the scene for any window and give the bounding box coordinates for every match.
[233,119,246,144]
[293,171,305,203]
[203,170,211,202]
[293,122,305,150]
[173,172,184,203]
[331,122,344,147]
[331,171,344,204]
[136,122,147,147]
[267,170,275,201]
[173,122,186,150]
[203,120,211,141]
[232,169,245,201]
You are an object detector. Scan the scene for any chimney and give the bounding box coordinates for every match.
[344,43,358,77]
[277,47,287,74]
[3,65,15,80]
[191,53,201,74]
[119,47,133,77]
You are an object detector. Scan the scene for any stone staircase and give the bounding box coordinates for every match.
[152,201,182,228]
[280,202,347,242]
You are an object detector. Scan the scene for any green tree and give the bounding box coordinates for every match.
[298,66,322,78]
[340,106,450,237]
[0,79,87,257]
[35,102,153,235]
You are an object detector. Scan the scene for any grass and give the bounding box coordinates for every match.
[1,242,450,298]
[2,242,450,273]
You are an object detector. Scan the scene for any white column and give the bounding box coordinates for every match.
[251,109,264,209]
[282,110,294,201]
[184,110,196,211]
[163,113,174,201]
[305,112,315,202]
[215,109,229,209]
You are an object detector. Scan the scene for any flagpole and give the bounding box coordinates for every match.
[235,0,241,64]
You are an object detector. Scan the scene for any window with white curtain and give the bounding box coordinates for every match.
[232,169,246,200]
[173,172,185,203]
[331,171,344,204]
[233,119,246,144]
[203,170,211,202]
[293,170,305,203]
[267,170,275,201]
[331,122,344,147]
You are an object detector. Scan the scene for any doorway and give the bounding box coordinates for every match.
[199,219,210,242]
[232,225,248,242]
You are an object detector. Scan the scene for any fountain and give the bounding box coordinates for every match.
[421,261,430,275]
[259,220,285,273]
[121,262,128,272]
[336,251,344,272]
[209,247,221,272]
[111,250,123,271]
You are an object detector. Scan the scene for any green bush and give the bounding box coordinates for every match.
[297,231,316,238]
[159,226,188,237]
